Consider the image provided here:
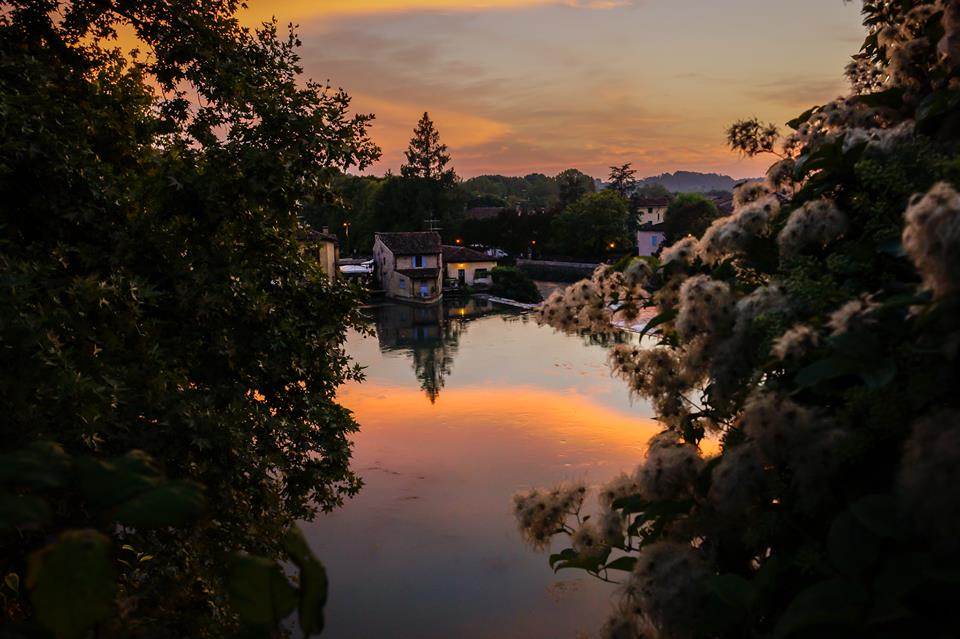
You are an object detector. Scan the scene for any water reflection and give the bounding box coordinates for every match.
[372,297,499,403]
[305,300,668,638]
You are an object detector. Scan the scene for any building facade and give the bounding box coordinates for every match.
[637,222,667,257]
[441,245,498,286]
[302,227,340,282]
[373,231,443,303]
[633,197,671,226]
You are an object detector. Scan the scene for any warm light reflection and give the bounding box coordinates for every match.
[339,382,720,456]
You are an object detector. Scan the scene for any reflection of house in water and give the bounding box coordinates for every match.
[374,298,500,403]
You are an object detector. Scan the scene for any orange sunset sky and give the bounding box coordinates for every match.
[241,1,866,179]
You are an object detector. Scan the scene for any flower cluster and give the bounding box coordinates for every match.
[777,198,848,259]
[771,323,820,361]
[698,196,779,264]
[619,542,710,639]
[903,181,960,297]
[827,294,881,335]
[513,483,586,549]
[675,275,735,340]
[897,410,960,558]
[609,345,688,418]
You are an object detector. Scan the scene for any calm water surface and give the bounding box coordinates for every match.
[301,298,662,639]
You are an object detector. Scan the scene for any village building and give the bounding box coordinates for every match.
[301,227,340,282]
[441,245,498,287]
[637,222,666,257]
[373,231,443,303]
[633,197,671,226]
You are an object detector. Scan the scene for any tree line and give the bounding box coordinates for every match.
[307,116,728,260]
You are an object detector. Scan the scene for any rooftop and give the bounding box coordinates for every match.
[375,231,442,255]
[633,197,672,208]
[442,244,497,263]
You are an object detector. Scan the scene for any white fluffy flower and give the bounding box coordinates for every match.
[771,324,820,361]
[778,198,848,259]
[622,542,710,639]
[659,237,697,267]
[827,294,880,336]
[902,181,960,297]
[896,409,960,557]
[676,275,735,341]
[636,432,704,502]
[571,521,608,559]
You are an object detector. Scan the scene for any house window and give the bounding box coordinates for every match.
[651,236,659,247]
[399,278,406,289]
[413,255,424,267]
[475,268,490,279]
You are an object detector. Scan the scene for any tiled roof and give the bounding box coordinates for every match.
[633,197,672,208]
[442,245,496,263]
[375,231,441,255]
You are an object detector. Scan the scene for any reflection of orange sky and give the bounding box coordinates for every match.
[339,382,719,456]
[241,0,581,22]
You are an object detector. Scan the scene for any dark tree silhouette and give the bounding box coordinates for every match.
[401,112,456,183]
[608,162,638,198]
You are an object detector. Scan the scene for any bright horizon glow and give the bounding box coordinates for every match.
[247,1,866,180]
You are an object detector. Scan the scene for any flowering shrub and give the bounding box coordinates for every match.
[517,2,960,637]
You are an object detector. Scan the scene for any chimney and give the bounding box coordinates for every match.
[321,226,329,234]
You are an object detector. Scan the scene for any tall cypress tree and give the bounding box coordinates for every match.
[401,112,456,183]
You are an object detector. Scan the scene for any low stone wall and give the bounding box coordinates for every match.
[515,258,599,282]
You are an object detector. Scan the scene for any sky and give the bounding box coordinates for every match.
[241,1,867,180]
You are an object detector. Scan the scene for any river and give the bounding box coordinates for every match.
[300,297,662,638]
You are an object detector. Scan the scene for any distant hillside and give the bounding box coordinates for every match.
[638,171,741,193]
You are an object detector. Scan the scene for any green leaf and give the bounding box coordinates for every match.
[786,105,820,131]
[915,89,960,129]
[4,572,19,595]
[283,527,328,636]
[708,573,757,615]
[0,495,51,531]
[603,556,637,572]
[639,309,677,338]
[0,442,71,488]
[27,530,116,639]
[548,548,579,571]
[225,554,299,627]
[828,511,880,575]
[850,494,899,539]
[75,451,164,508]
[774,578,867,638]
[113,480,206,528]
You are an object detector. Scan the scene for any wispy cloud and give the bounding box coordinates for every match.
[248,0,864,179]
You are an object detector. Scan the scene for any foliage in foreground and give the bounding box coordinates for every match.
[0,0,378,634]
[522,2,960,637]
[490,266,543,304]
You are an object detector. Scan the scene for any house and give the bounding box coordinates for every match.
[633,197,671,226]
[302,227,339,282]
[442,245,498,287]
[637,222,667,257]
[373,231,443,303]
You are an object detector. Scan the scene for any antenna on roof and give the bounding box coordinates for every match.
[424,218,442,232]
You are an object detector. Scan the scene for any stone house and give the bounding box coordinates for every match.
[637,222,666,257]
[441,245,498,287]
[633,197,671,226]
[373,231,443,303]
